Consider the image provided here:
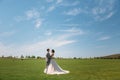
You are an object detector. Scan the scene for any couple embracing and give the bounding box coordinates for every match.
[44,48,69,75]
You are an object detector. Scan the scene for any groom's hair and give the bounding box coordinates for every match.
[47,48,50,52]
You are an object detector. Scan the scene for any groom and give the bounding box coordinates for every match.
[46,48,51,73]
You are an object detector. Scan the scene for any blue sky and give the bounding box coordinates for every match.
[0,0,120,58]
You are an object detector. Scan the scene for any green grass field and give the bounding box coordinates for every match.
[0,58,120,80]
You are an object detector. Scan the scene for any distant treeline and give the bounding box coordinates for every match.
[94,54,120,59]
[0,55,80,59]
[0,55,43,59]
[0,54,120,59]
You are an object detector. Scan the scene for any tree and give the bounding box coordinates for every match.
[37,56,41,59]
[25,56,30,59]
[2,55,4,58]
[31,55,36,59]
[73,57,77,59]
[118,56,120,59]
[21,55,24,59]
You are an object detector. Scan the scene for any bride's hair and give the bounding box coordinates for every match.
[52,49,55,53]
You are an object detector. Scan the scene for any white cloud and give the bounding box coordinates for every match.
[98,36,111,41]
[25,9,40,20]
[62,23,80,27]
[0,31,15,37]
[54,40,75,47]
[64,8,80,16]
[25,9,43,28]
[47,5,55,12]
[61,1,80,6]
[0,43,19,57]
[56,0,63,4]
[72,1,80,6]
[46,0,63,12]
[64,8,83,16]
[46,0,63,4]
[64,18,72,22]
[0,28,80,57]
[35,19,42,28]
[63,0,116,21]
[92,7,115,21]
[46,0,54,3]
[58,28,85,35]
[101,12,114,21]
[0,33,77,57]
[45,31,52,36]
[15,9,43,29]
[91,0,116,21]
[92,7,106,15]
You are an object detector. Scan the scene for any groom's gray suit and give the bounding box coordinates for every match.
[46,52,51,67]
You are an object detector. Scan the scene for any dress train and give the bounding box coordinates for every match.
[44,59,69,75]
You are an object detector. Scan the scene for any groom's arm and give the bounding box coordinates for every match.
[47,53,51,59]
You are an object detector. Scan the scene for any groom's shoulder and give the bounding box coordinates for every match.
[46,53,50,55]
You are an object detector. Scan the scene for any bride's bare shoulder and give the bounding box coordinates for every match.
[51,53,54,56]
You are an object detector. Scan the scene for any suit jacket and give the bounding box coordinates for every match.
[46,53,51,66]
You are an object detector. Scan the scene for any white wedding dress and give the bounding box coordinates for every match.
[44,59,69,75]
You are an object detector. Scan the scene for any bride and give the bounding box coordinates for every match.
[44,49,69,75]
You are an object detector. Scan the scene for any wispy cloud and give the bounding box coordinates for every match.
[54,40,75,47]
[62,8,81,16]
[71,1,80,6]
[56,0,63,4]
[0,42,19,56]
[25,9,40,20]
[15,9,43,28]
[63,0,116,21]
[92,7,115,21]
[46,0,54,3]
[0,28,80,57]
[47,5,55,12]
[91,0,116,21]
[44,31,52,36]
[58,27,85,35]
[0,33,77,57]
[98,36,111,41]
[25,9,43,28]
[95,45,106,48]
[46,0,63,4]
[62,23,80,27]
[0,31,15,37]
[64,8,82,16]
[61,1,80,6]
[35,19,43,28]
[100,12,114,21]
[46,0,63,12]
[64,18,72,22]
